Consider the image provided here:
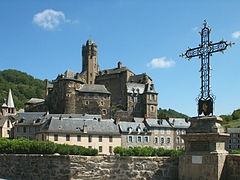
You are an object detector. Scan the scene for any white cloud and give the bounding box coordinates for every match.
[147,57,175,69]
[33,9,77,30]
[232,31,240,39]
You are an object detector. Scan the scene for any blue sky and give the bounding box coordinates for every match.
[0,0,240,116]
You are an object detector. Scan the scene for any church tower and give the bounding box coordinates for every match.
[82,39,99,84]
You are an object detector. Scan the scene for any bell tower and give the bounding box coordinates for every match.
[82,39,99,84]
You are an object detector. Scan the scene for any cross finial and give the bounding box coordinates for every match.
[203,19,207,27]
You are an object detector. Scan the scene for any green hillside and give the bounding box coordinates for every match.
[0,69,46,110]
[221,109,240,129]
[158,108,188,119]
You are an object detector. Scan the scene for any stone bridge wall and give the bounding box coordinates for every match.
[0,154,178,180]
[226,154,240,180]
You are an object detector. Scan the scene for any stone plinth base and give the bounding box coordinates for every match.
[179,153,228,180]
[179,116,229,180]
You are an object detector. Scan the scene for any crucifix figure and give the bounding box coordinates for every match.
[180,20,234,116]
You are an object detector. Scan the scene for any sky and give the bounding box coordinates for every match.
[0,0,240,117]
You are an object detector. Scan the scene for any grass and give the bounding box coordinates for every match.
[222,118,240,129]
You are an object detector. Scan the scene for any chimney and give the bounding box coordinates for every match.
[83,120,87,133]
[115,116,120,124]
[46,111,49,115]
[172,119,175,126]
[118,61,122,69]
[59,115,63,121]
[144,114,148,122]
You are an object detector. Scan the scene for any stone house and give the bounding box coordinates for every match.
[225,128,240,151]
[118,121,152,148]
[14,112,47,140]
[168,118,190,150]
[36,117,121,155]
[0,116,14,138]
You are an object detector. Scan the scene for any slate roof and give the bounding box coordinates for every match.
[168,118,191,129]
[40,118,120,135]
[227,128,240,133]
[26,98,45,104]
[77,84,111,94]
[126,83,145,94]
[97,66,133,76]
[16,112,47,125]
[118,122,150,134]
[145,119,172,128]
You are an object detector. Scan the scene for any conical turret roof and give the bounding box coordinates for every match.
[7,89,15,108]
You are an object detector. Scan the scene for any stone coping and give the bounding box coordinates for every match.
[190,116,223,122]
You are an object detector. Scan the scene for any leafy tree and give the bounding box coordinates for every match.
[0,69,46,110]
[232,109,240,120]
[158,108,188,119]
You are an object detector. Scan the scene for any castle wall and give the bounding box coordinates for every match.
[0,154,178,180]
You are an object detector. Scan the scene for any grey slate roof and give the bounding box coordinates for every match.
[26,98,45,104]
[168,118,190,129]
[40,118,120,135]
[77,84,111,94]
[118,122,149,134]
[227,128,240,133]
[145,119,172,128]
[126,83,145,94]
[97,67,133,76]
[16,112,47,125]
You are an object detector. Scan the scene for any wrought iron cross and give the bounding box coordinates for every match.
[180,20,234,116]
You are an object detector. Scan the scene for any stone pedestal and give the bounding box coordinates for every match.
[179,116,229,180]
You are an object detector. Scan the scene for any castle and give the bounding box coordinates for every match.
[32,39,158,120]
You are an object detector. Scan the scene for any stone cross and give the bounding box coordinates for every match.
[180,20,234,116]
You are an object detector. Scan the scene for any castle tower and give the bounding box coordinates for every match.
[82,39,99,84]
[144,84,158,119]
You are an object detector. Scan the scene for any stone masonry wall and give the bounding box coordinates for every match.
[226,154,240,180]
[0,154,178,180]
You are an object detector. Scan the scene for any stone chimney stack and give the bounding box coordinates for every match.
[118,61,122,69]
[115,116,120,124]
[144,114,148,122]
[83,120,87,133]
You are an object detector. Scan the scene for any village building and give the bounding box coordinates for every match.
[0,116,14,138]
[225,128,240,151]
[36,117,121,155]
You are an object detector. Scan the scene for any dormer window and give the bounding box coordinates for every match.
[128,127,133,134]
[137,126,141,134]
[158,119,163,125]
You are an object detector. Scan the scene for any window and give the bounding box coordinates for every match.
[103,109,107,115]
[154,137,158,144]
[99,136,102,142]
[88,135,92,142]
[229,145,232,149]
[99,146,102,153]
[154,128,158,134]
[77,135,81,142]
[160,137,164,144]
[104,95,107,99]
[176,137,180,144]
[182,130,185,134]
[23,127,26,133]
[182,139,184,143]
[167,137,171,144]
[137,136,142,143]
[42,134,44,141]
[161,129,165,134]
[90,73,92,77]
[144,136,149,143]
[229,139,232,143]
[100,101,104,106]
[128,136,133,143]
[66,134,70,141]
[167,129,170,134]
[54,134,58,141]
[151,106,154,112]
[17,127,20,133]
[109,136,113,142]
[109,146,113,153]
[95,94,99,99]
[88,146,92,149]
[176,129,180,135]
[7,121,10,128]
[7,130,10,135]
[90,81,92,84]
[29,127,33,133]
[176,146,180,150]
[85,101,89,105]
[85,93,89,98]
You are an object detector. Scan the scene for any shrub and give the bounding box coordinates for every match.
[0,138,98,156]
[114,146,183,157]
[230,150,240,154]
